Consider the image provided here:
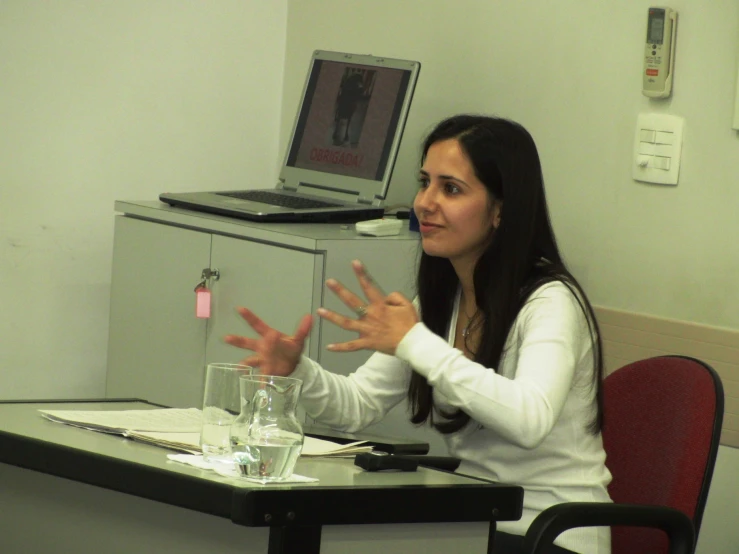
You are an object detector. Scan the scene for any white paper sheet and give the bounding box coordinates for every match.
[39,408,203,433]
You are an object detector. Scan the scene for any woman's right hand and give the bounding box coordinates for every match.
[224,308,313,377]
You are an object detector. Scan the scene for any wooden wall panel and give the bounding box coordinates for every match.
[595,307,739,448]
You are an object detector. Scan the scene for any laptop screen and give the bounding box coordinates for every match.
[280,51,420,202]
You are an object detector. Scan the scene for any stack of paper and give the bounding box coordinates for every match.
[301,436,372,457]
[123,431,202,455]
[39,408,203,433]
[126,432,372,458]
[39,408,372,457]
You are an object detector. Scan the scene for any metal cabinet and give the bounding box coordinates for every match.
[105,201,444,451]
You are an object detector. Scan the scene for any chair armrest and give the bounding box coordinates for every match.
[522,502,695,554]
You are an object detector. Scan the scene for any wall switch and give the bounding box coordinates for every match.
[632,113,684,186]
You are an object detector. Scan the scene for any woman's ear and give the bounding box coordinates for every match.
[492,201,502,229]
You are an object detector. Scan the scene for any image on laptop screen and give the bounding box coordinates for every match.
[280,52,418,203]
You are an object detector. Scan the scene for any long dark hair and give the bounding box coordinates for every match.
[408,115,604,435]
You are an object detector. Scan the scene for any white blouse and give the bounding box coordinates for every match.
[291,281,612,554]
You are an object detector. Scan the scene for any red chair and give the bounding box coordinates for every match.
[522,355,724,554]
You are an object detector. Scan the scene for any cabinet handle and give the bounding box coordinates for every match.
[202,268,220,281]
[194,268,220,292]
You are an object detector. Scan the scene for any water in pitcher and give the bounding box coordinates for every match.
[232,431,303,481]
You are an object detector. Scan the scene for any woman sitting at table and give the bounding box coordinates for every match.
[226,114,612,554]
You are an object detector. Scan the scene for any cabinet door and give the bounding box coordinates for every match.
[316,238,447,454]
[106,217,211,408]
[205,235,322,371]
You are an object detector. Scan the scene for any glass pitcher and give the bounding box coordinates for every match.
[229,374,304,481]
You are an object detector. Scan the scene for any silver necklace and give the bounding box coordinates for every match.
[461,306,478,339]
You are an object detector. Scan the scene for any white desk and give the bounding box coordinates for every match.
[0,400,523,554]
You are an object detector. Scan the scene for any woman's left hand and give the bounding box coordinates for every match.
[317,260,419,355]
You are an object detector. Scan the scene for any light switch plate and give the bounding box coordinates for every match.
[633,113,684,185]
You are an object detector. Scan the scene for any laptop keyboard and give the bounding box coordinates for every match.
[218,190,341,210]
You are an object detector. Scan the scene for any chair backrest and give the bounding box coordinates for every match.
[603,355,724,554]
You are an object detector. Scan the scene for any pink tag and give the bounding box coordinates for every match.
[195,287,211,319]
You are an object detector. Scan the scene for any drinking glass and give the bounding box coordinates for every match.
[200,362,252,461]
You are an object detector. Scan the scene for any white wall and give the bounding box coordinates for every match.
[282,1,739,552]
[0,1,287,398]
[283,0,739,328]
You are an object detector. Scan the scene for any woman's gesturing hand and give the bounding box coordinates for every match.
[224,308,313,376]
[317,260,419,355]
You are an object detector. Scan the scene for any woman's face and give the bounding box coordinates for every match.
[413,138,500,265]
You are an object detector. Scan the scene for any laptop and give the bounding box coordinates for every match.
[160,50,421,223]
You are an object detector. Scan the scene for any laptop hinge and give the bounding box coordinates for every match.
[286,181,381,206]
[279,181,298,192]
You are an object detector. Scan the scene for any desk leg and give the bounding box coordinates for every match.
[487,520,497,554]
[268,525,322,554]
